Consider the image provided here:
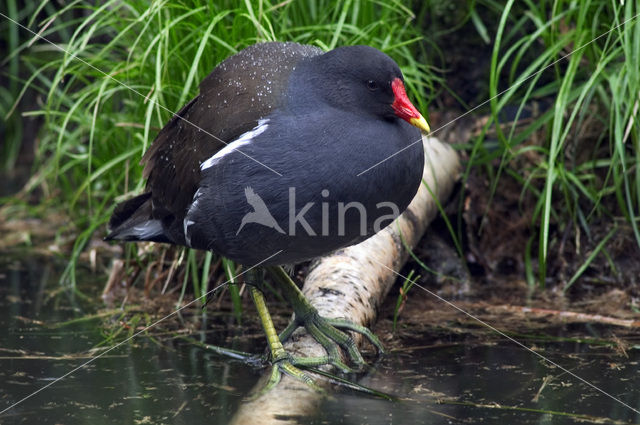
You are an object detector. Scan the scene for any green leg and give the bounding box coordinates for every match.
[191,267,385,395]
[249,285,323,394]
[248,268,350,394]
[265,265,384,372]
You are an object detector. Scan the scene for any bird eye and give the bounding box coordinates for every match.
[366,80,378,91]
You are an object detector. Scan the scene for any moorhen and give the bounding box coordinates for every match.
[106,42,429,389]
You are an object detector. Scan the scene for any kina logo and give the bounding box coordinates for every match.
[236,187,286,235]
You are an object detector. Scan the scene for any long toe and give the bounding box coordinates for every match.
[250,358,324,399]
[295,313,384,372]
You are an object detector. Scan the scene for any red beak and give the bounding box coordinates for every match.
[391,78,429,132]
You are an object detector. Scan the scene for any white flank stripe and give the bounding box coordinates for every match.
[183,219,195,246]
[183,187,204,247]
[200,119,270,170]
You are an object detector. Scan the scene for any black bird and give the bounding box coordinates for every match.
[106,42,429,389]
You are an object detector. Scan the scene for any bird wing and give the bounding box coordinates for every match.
[140,42,322,229]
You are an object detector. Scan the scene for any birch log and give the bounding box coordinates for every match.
[231,136,460,424]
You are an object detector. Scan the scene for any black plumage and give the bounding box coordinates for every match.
[107,42,426,266]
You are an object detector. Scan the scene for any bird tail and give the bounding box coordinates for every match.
[104,193,170,243]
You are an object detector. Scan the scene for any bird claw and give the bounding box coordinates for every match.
[278,309,384,372]
[248,356,325,400]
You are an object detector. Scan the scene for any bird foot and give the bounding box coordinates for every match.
[264,266,384,373]
[249,355,325,399]
[278,310,385,372]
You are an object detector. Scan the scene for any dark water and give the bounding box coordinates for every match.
[1,254,639,424]
[314,341,640,424]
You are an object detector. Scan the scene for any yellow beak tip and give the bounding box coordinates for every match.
[409,115,430,133]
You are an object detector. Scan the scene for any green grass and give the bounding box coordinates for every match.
[392,269,419,332]
[459,0,640,288]
[2,0,639,295]
[0,0,32,171]
[1,0,438,296]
